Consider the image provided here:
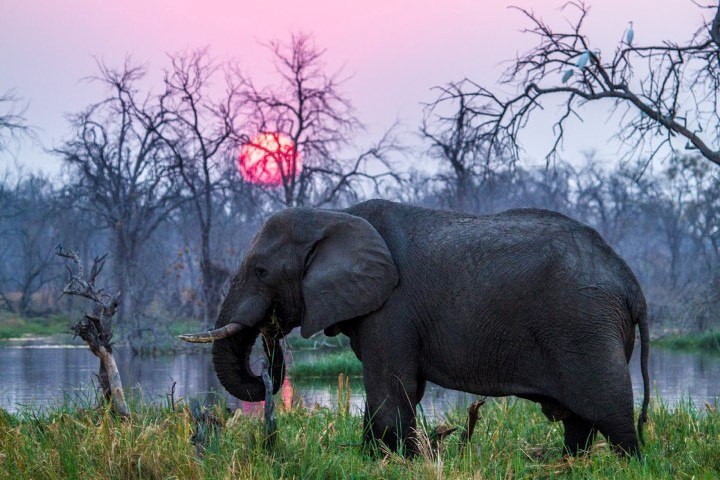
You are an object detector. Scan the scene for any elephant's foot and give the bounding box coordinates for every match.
[593,411,641,458]
[562,414,596,455]
[363,386,421,456]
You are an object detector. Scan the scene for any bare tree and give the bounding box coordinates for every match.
[239,32,399,208]
[155,49,242,326]
[56,59,184,325]
[0,90,29,152]
[683,158,720,265]
[420,81,513,211]
[639,160,695,291]
[446,2,720,168]
[0,175,60,316]
[574,156,639,247]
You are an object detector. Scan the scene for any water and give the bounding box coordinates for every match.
[0,340,718,416]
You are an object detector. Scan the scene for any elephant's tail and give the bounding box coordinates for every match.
[634,295,650,445]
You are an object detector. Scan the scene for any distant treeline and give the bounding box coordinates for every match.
[1,152,718,343]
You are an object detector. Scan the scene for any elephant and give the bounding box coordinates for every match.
[180,199,650,457]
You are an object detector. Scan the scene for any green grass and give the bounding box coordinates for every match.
[0,312,73,340]
[1,395,719,479]
[289,349,363,378]
[654,330,720,354]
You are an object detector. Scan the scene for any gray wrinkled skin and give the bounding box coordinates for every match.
[211,199,650,457]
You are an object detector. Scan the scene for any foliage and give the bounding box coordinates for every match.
[1,396,719,479]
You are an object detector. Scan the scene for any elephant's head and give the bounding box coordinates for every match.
[179,208,399,402]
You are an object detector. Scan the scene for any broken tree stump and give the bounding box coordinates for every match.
[261,359,277,449]
[188,398,222,454]
[57,249,129,418]
[459,397,486,453]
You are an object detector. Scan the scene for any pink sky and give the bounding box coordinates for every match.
[0,0,707,173]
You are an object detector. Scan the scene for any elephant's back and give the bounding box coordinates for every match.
[346,200,641,304]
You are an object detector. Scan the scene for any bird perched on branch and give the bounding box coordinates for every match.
[625,21,634,46]
[561,69,574,83]
[575,50,591,70]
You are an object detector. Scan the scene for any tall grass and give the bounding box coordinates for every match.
[1,392,719,479]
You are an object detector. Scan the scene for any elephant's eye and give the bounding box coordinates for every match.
[254,266,268,279]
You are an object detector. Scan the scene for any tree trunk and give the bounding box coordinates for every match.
[200,257,228,329]
[95,345,130,417]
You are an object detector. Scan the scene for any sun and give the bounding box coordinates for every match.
[238,132,301,186]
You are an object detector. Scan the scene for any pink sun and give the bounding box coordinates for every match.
[238,132,301,186]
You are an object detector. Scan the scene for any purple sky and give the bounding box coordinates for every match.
[0,0,707,174]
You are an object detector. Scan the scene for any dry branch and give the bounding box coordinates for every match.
[439,2,720,169]
[459,397,486,453]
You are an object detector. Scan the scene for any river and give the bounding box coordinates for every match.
[1,340,718,417]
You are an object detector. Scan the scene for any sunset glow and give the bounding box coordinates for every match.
[238,132,301,186]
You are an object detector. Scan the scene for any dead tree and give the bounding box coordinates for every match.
[57,249,129,418]
[0,90,29,153]
[444,1,720,169]
[55,60,185,325]
[153,49,240,326]
[239,32,401,208]
[421,82,514,212]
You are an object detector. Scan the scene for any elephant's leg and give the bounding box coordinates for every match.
[562,359,640,456]
[362,377,426,452]
[363,363,421,455]
[562,414,596,455]
[593,408,639,456]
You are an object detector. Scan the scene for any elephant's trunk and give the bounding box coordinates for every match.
[211,326,285,402]
[208,292,285,402]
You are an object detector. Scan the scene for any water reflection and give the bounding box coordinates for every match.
[0,343,718,416]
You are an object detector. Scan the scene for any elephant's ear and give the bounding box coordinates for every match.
[300,211,399,338]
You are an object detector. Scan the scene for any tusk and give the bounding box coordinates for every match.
[178,323,243,343]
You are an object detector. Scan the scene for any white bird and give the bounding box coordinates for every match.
[561,69,574,84]
[575,50,590,69]
[625,21,634,46]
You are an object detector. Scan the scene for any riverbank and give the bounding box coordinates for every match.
[0,312,71,340]
[653,331,720,354]
[1,396,718,479]
[290,350,363,378]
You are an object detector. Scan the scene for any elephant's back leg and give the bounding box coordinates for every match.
[592,399,639,456]
[555,344,639,456]
[536,396,596,455]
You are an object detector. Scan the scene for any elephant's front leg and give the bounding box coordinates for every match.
[362,361,423,455]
